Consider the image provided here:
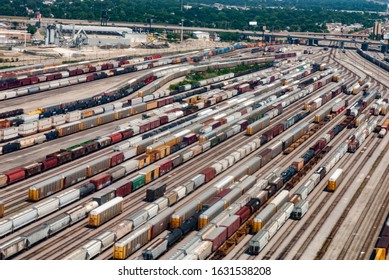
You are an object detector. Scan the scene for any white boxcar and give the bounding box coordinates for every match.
[12,208,38,230]
[0,237,25,260]
[33,198,60,218]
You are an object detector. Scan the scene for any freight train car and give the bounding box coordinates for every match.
[89,197,124,227]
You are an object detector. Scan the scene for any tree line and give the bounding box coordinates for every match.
[0,0,385,33]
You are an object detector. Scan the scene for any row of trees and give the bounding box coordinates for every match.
[197,0,386,12]
[1,0,385,33]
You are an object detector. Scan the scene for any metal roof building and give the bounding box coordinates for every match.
[60,25,134,37]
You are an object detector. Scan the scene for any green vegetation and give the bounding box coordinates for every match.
[219,32,241,42]
[168,62,271,90]
[1,0,385,34]
[198,0,386,12]
[0,57,19,63]
[0,65,21,69]
[62,60,83,64]
[26,24,37,35]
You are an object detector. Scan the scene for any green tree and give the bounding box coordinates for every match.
[27,25,37,35]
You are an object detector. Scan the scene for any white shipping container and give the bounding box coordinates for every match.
[19,137,35,148]
[51,115,66,126]
[211,163,223,174]
[1,133,18,141]
[0,127,18,136]
[56,189,80,207]
[33,198,60,217]
[173,186,186,200]
[123,147,137,160]
[144,204,158,219]
[121,160,139,174]
[192,241,212,260]
[265,220,278,238]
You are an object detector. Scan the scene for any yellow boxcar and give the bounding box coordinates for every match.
[0,200,4,218]
[328,181,336,192]
[146,142,165,154]
[134,155,149,169]
[246,127,254,135]
[374,248,386,260]
[198,217,209,230]
[251,220,263,233]
[170,215,182,229]
[89,197,123,227]
[27,109,43,115]
[113,225,151,259]
[146,101,158,110]
[157,145,171,158]
[28,188,38,201]
[199,136,208,143]
[138,164,160,184]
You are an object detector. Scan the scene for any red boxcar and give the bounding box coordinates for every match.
[110,133,123,144]
[220,215,240,238]
[205,227,228,252]
[158,159,173,176]
[90,173,112,190]
[110,152,124,167]
[120,129,134,139]
[53,151,72,165]
[5,168,26,184]
[40,157,58,171]
[262,129,274,142]
[165,97,174,104]
[199,167,216,183]
[86,75,95,82]
[157,100,166,107]
[89,66,96,72]
[149,119,160,129]
[20,78,32,86]
[144,76,154,84]
[216,189,232,198]
[183,134,197,145]
[204,197,221,208]
[273,123,284,137]
[139,122,151,133]
[159,115,168,125]
[114,182,132,197]
[236,206,251,223]
[238,120,249,131]
[30,77,39,84]
[211,121,221,130]
[69,70,77,76]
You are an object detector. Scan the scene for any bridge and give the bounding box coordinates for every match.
[1,15,386,52]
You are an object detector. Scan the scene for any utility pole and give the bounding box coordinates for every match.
[181,18,184,43]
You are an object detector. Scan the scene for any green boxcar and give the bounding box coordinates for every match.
[62,144,81,152]
[210,137,219,148]
[131,174,146,191]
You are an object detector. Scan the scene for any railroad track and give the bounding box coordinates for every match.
[336,148,389,260]
[1,62,331,217]
[277,135,379,260]
[19,72,349,259]
[4,50,372,260]
[231,108,357,260]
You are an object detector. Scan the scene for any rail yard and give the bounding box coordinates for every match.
[0,41,388,262]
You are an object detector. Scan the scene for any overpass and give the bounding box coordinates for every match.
[1,15,385,51]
